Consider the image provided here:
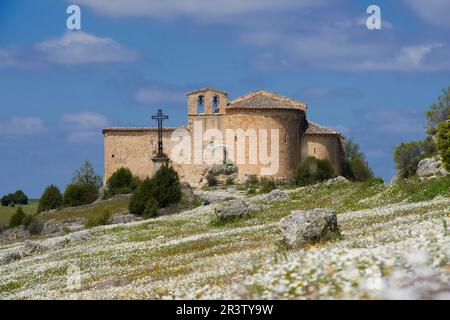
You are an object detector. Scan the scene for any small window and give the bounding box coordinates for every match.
[284,133,287,143]
[212,95,220,113]
[197,95,205,114]
[112,154,115,158]
[313,148,316,154]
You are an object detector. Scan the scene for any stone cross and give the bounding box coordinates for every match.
[151,109,169,158]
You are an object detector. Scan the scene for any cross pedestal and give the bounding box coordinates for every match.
[152,156,169,176]
[151,109,169,177]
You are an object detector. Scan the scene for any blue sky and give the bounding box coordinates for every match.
[0,0,449,197]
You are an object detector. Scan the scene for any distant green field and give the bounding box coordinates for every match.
[0,200,39,225]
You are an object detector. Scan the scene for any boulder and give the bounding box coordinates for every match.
[109,213,142,225]
[259,189,289,203]
[325,176,349,187]
[0,249,21,265]
[41,218,86,237]
[416,157,447,178]
[214,199,249,219]
[181,182,195,202]
[248,204,269,212]
[0,226,30,244]
[21,240,48,257]
[280,208,340,249]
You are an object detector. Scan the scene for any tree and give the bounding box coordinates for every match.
[9,207,26,228]
[425,87,449,136]
[1,195,11,206]
[106,167,140,198]
[151,165,182,208]
[72,160,102,189]
[394,141,425,178]
[37,185,63,213]
[295,157,335,186]
[342,138,374,182]
[63,183,99,207]
[129,178,156,215]
[13,190,28,205]
[436,120,450,171]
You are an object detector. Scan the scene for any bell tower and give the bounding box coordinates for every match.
[187,88,228,115]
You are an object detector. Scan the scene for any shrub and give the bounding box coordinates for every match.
[425,87,449,136]
[63,183,99,207]
[394,141,427,178]
[151,165,182,208]
[85,209,111,228]
[129,166,181,215]
[225,176,234,186]
[143,198,158,219]
[71,160,102,189]
[38,185,63,213]
[9,207,26,228]
[295,157,335,186]
[206,173,218,186]
[1,195,10,206]
[247,188,257,196]
[436,120,450,171]
[246,175,259,187]
[129,178,155,215]
[259,177,275,194]
[342,138,374,182]
[106,167,140,198]
[13,190,28,205]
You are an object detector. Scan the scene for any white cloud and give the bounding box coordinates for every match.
[70,0,326,20]
[363,109,424,134]
[59,112,108,130]
[404,0,450,28]
[35,31,138,65]
[134,88,185,104]
[0,117,46,136]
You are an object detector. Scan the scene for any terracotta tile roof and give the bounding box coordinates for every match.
[186,88,228,96]
[304,121,340,135]
[102,127,177,134]
[227,90,307,111]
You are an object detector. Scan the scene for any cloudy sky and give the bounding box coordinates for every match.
[0,0,449,197]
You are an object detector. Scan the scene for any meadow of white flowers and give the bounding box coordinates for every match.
[0,183,449,300]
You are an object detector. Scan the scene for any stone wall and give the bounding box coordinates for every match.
[300,135,342,174]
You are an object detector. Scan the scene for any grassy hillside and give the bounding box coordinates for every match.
[0,200,39,225]
[0,177,449,299]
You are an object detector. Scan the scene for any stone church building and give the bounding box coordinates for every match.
[103,88,345,185]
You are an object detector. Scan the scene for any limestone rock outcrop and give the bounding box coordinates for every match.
[214,199,249,219]
[280,208,340,249]
[416,157,447,178]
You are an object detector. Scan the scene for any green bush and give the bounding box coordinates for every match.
[206,173,218,186]
[246,175,259,187]
[425,87,449,136]
[151,165,182,208]
[1,195,11,206]
[295,157,335,186]
[106,167,140,198]
[342,138,374,182]
[129,178,155,215]
[225,176,234,186]
[9,207,26,228]
[143,198,158,219]
[85,209,111,228]
[63,183,99,207]
[436,120,450,171]
[259,177,276,194]
[13,190,28,205]
[129,166,181,215]
[394,141,430,178]
[38,185,63,213]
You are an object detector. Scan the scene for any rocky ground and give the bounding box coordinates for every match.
[0,177,449,300]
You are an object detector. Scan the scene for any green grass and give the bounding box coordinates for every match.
[0,199,39,225]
